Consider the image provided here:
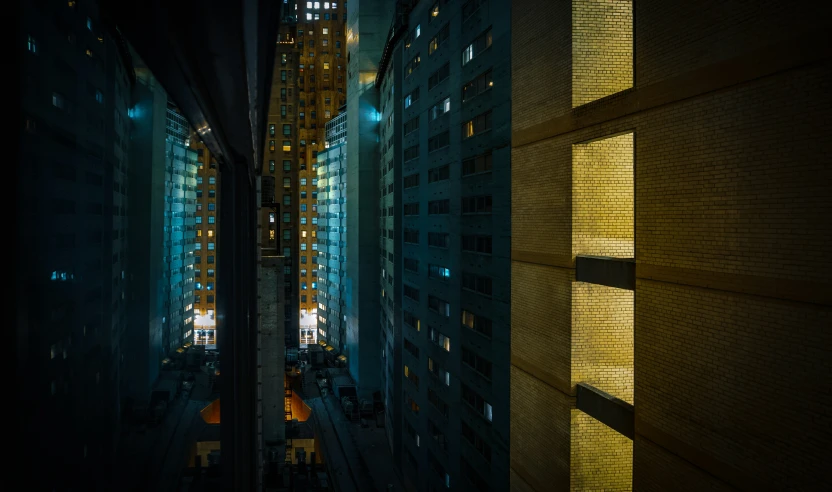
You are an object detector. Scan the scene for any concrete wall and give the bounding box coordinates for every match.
[345,0,394,398]
[511,0,832,490]
[126,65,168,404]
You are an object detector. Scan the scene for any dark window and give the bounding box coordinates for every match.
[404,229,419,244]
[428,62,451,90]
[461,423,492,464]
[428,131,450,152]
[404,173,420,188]
[428,232,449,248]
[428,165,449,183]
[403,311,420,330]
[462,347,492,380]
[462,195,493,214]
[427,389,449,417]
[404,116,420,136]
[404,145,420,161]
[404,339,420,358]
[404,257,419,271]
[403,284,420,301]
[462,272,493,296]
[404,202,420,216]
[462,152,493,176]
[462,234,492,254]
[427,199,449,215]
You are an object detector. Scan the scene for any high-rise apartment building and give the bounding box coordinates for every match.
[18,1,134,488]
[510,1,832,491]
[191,135,220,345]
[262,1,348,349]
[316,111,348,353]
[163,104,198,350]
[376,0,512,490]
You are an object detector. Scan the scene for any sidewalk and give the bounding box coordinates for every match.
[300,367,405,492]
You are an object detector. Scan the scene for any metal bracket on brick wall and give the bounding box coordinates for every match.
[576,382,634,439]
[575,255,636,290]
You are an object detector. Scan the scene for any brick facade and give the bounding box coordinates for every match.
[511,0,832,490]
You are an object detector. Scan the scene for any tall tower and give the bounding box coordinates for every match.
[262,0,347,349]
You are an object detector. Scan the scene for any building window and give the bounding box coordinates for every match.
[428,296,451,318]
[462,234,492,254]
[208,202,216,211]
[52,92,66,110]
[403,284,420,301]
[403,202,420,216]
[406,53,421,78]
[269,123,276,136]
[462,151,493,176]
[283,212,291,222]
[403,174,419,189]
[283,124,291,135]
[283,178,291,188]
[428,199,449,215]
[428,23,450,55]
[462,110,492,138]
[462,383,493,422]
[461,195,493,214]
[269,160,276,173]
[462,347,492,380]
[284,160,291,171]
[428,264,451,279]
[269,140,276,152]
[462,310,492,338]
[428,63,450,90]
[28,35,37,53]
[404,88,420,109]
[429,97,450,121]
[428,165,449,183]
[208,215,216,224]
[404,145,419,162]
[282,140,292,151]
[463,27,492,66]
[462,69,493,102]
[428,132,450,152]
[429,2,440,21]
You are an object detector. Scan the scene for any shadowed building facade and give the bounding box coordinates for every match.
[510,0,832,490]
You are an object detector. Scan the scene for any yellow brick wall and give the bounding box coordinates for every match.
[636,65,832,283]
[512,140,572,259]
[632,437,733,491]
[572,282,634,403]
[572,132,634,258]
[511,262,573,387]
[510,366,572,491]
[511,0,573,132]
[512,0,832,490]
[571,410,633,490]
[635,279,832,489]
[572,0,633,107]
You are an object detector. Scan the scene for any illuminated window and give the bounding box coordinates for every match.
[27,35,37,54]
[269,123,275,136]
[306,2,312,7]
[415,24,421,39]
[86,17,93,30]
[323,28,329,35]
[302,230,308,238]
[207,230,214,237]
[196,216,202,224]
[269,140,275,152]
[282,140,292,151]
[314,2,320,8]
[269,212,276,223]
[270,229,276,240]
[86,48,93,57]
[325,2,330,8]
[301,243,308,251]
[197,230,203,237]
[52,92,65,109]
[306,13,312,20]
[195,242,202,250]
[208,215,216,224]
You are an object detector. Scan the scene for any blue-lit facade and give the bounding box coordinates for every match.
[316,111,348,354]
[163,106,197,350]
